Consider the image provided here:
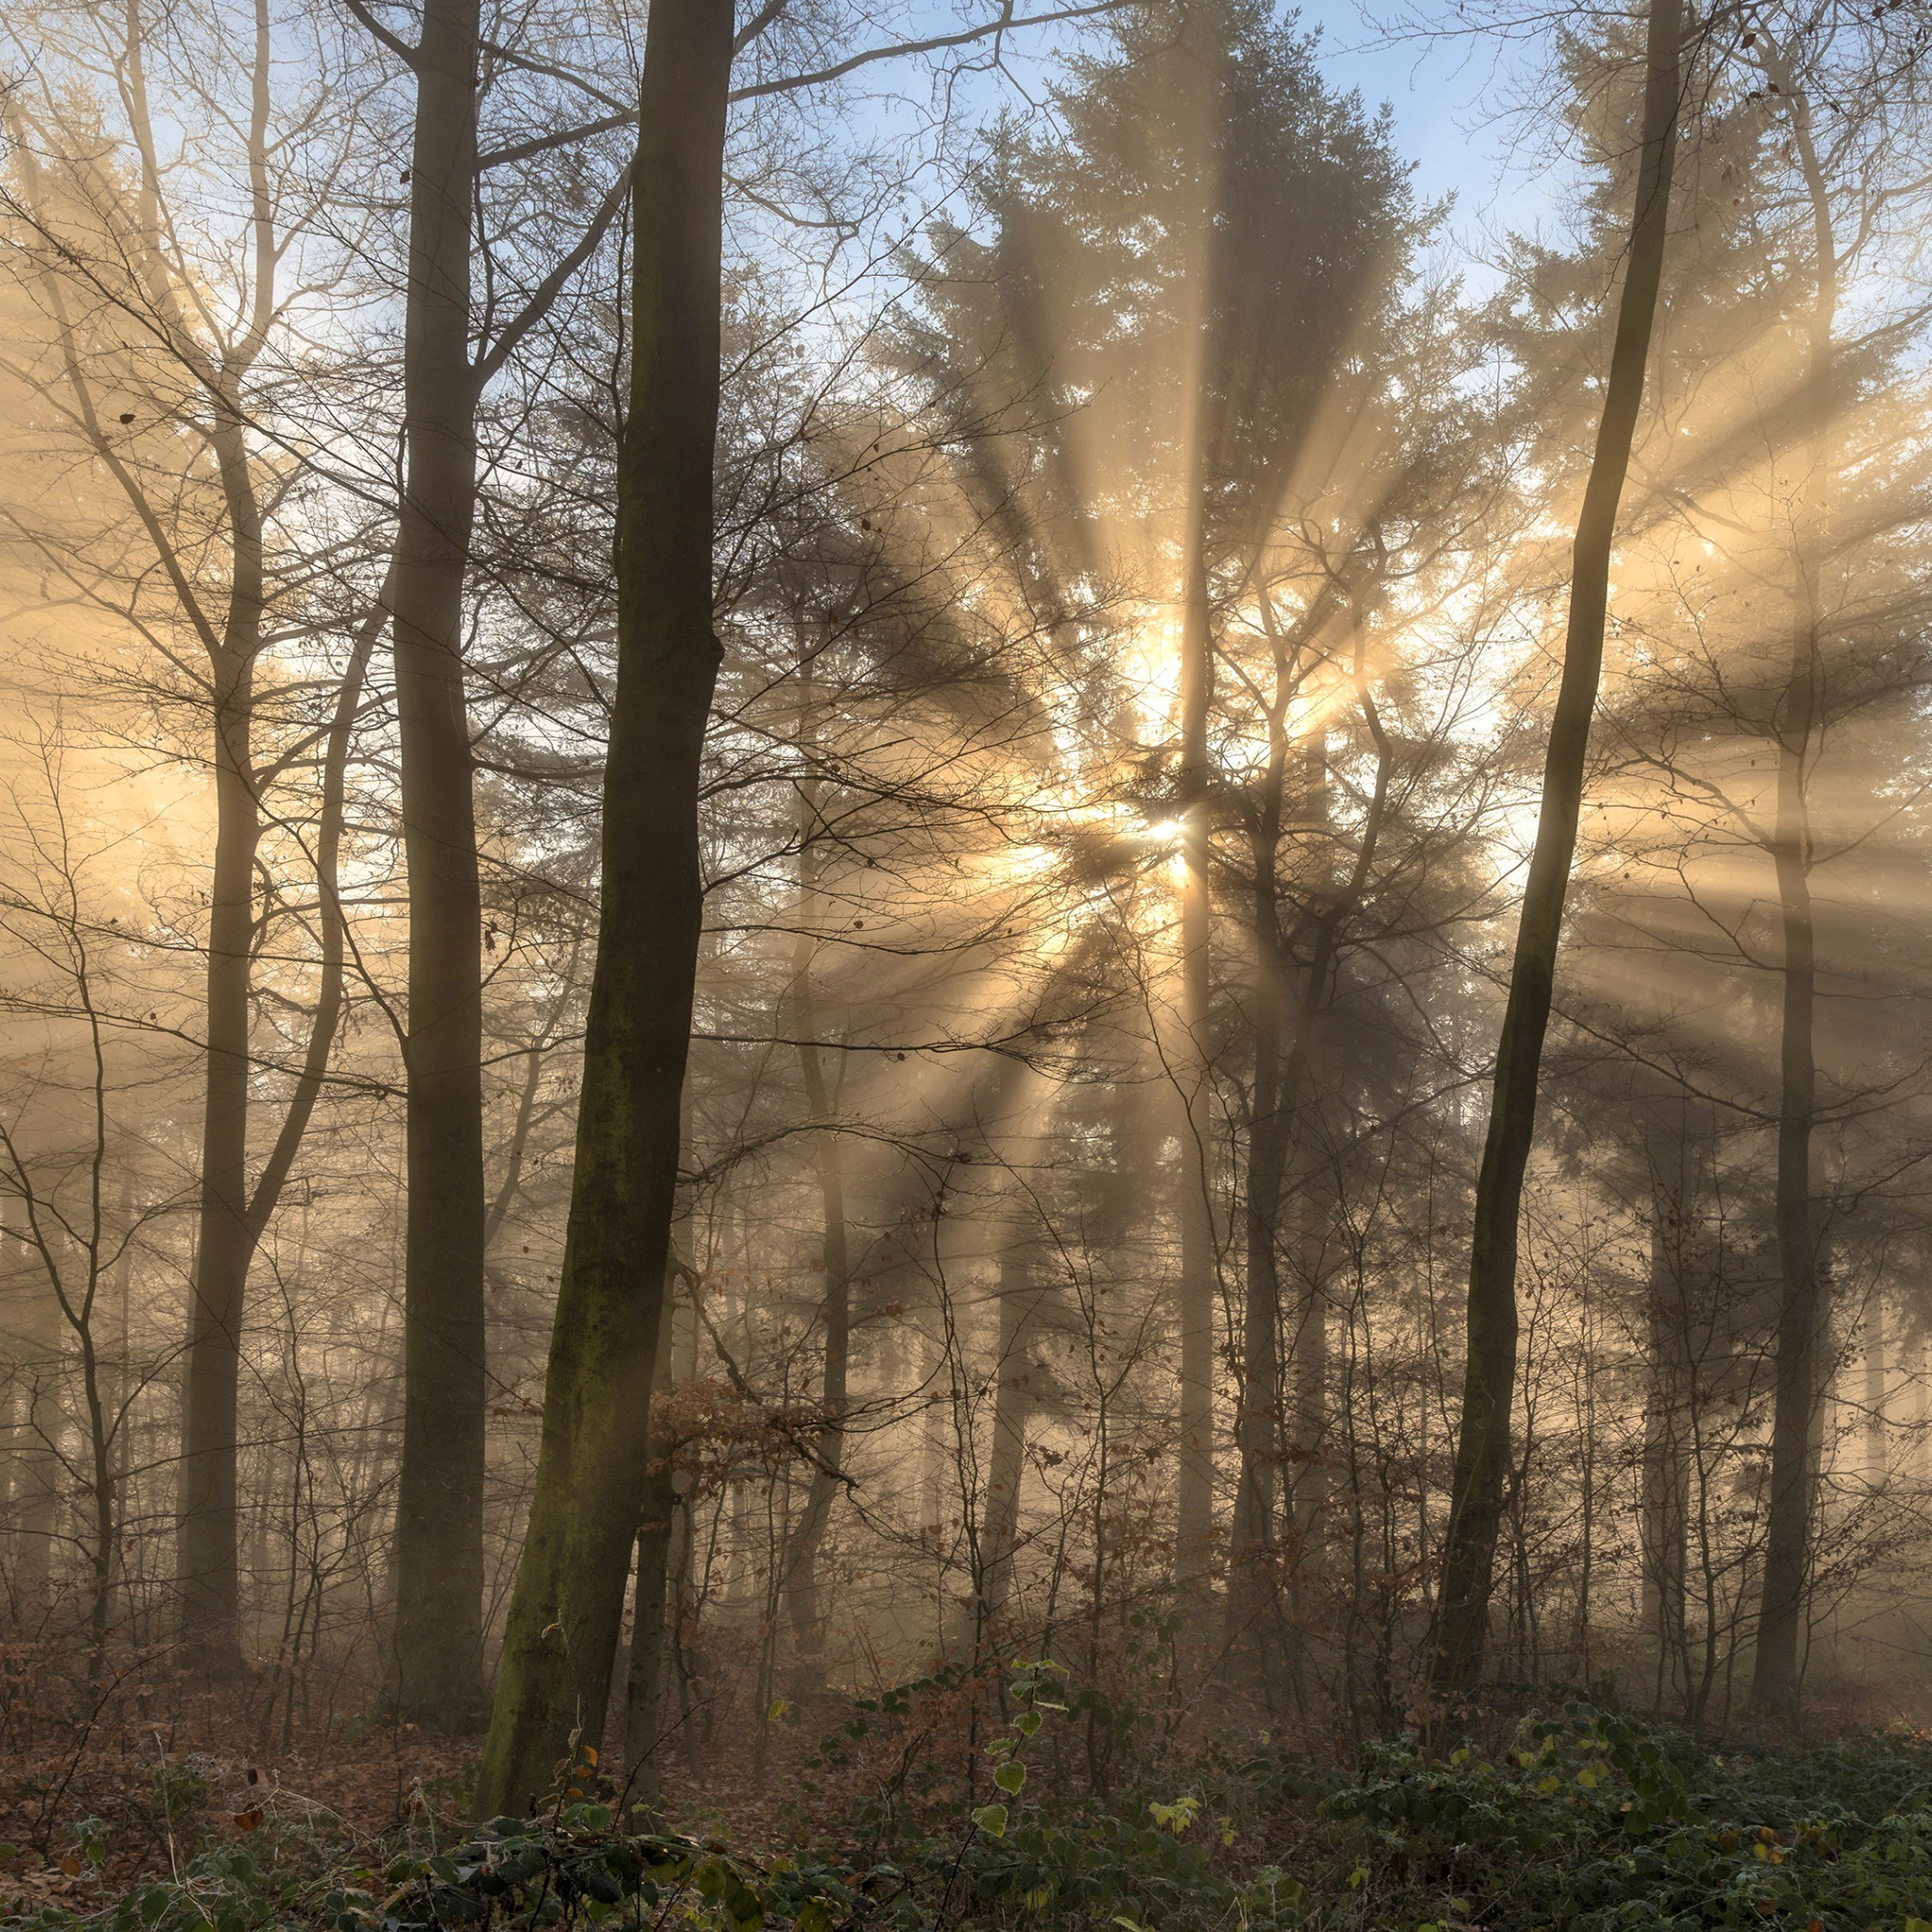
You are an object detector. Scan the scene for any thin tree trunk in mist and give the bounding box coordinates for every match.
[624,1281,678,1807]
[1233,614,1389,1677]
[980,1235,1041,1624]
[1174,467,1217,1575]
[1864,1302,1886,1483]
[4,1232,58,1608]
[1288,1187,1331,1606]
[1426,0,1682,1722]
[179,551,382,1675]
[473,0,728,1814]
[176,445,262,1675]
[1750,42,1835,1717]
[1641,1105,1693,1715]
[781,797,850,1681]
[387,0,490,1730]
[13,14,375,1671]
[1228,686,1297,1664]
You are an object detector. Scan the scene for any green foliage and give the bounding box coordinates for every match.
[1317,1701,1932,1931]
[822,1671,1932,1932]
[365,1803,872,1932]
[21,1687,1932,1932]
[112,1846,312,1932]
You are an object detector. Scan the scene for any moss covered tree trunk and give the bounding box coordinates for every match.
[473,0,729,1816]
[1425,0,1682,1724]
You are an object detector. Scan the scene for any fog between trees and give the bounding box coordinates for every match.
[2,0,1932,1818]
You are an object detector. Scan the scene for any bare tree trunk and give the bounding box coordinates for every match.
[1426,0,1682,1724]
[473,0,729,1813]
[781,997,849,1679]
[1233,614,1386,1680]
[388,0,490,1730]
[979,1235,1041,1624]
[1865,1300,1886,1484]
[1174,495,1216,1573]
[1641,1107,1692,1716]
[177,498,260,1676]
[3,1231,58,1611]
[1750,34,1835,1719]
[776,734,849,1681]
[624,1281,679,1808]
[1288,1184,1331,1607]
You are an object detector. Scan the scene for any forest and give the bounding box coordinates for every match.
[5,0,1932,1924]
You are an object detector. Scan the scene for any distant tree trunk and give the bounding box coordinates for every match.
[1174,469,1217,1575]
[178,525,381,1677]
[1641,1105,1692,1716]
[1232,608,1385,1679]
[473,0,729,1815]
[1864,1301,1886,1485]
[10,25,358,1675]
[1229,944,1286,1663]
[624,1281,679,1808]
[1425,0,1682,1723]
[979,1235,1041,1624]
[1749,39,1835,1718]
[388,0,490,1731]
[1288,1184,1332,1606]
[4,1232,59,1610]
[780,817,850,1684]
[1227,659,1298,1663]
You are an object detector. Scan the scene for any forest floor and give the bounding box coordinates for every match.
[4,1653,1932,1930]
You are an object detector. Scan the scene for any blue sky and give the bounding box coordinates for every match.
[1303,2,1577,273]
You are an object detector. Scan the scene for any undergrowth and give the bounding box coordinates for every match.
[9,1670,1932,1932]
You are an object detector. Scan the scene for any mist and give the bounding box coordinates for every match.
[3,0,1932,1922]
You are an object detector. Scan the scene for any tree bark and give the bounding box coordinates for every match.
[177,612,258,1671]
[1425,0,1682,1724]
[383,0,491,1730]
[473,0,729,1814]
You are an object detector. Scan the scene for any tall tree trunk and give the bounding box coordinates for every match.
[1425,0,1682,1723]
[1228,917,1286,1661]
[177,462,260,1674]
[1750,616,1824,1714]
[1226,676,1305,1670]
[1232,612,1386,1677]
[780,808,850,1682]
[388,0,490,1730]
[1748,38,1835,1718]
[1174,469,1217,1574]
[1169,2,1228,1571]
[473,0,729,1814]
